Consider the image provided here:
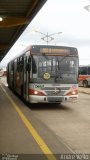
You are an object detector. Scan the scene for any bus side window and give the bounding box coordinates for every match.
[80,67,87,75]
[32,57,37,73]
[17,58,20,71]
[26,57,31,72]
[19,57,24,72]
[78,67,82,74]
[88,67,90,74]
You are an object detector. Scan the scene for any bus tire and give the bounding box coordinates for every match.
[83,80,88,87]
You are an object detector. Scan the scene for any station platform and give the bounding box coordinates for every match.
[0,78,73,160]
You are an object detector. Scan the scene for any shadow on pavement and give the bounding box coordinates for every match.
[27,102,72,111]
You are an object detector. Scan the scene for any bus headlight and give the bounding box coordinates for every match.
[29,89,46,96]
[34,91,38,95]
[66,89,78,96]
[72,91,76,95]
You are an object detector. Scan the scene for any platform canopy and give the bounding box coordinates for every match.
[0,0,47,62]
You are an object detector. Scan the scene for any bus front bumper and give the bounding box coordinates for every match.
[29,95,78,103]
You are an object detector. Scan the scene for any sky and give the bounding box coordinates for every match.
[0,0,90,68]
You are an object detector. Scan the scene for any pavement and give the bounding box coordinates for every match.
[0,76,7,86]
[78,86,90,95]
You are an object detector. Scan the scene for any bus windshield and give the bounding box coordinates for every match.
[31,55,78,84]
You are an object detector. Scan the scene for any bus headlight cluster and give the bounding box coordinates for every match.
[29,89,46,96]
[34,91,38,95]
[66,89,78,96]
[72,91,76,95]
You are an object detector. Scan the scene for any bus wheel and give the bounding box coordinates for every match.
[83,80,88,87]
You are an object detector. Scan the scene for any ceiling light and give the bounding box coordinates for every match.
[0,17,3,21]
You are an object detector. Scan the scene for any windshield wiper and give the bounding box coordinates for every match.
[55,56,63,82]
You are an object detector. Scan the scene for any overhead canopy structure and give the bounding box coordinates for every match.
[0,0,47,62]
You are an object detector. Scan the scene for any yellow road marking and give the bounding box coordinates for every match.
[1,86,57,160]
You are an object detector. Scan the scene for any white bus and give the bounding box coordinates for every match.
[7,45,79,103]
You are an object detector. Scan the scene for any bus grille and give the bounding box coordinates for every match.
[42,87,69,96]
[45,90,65,96]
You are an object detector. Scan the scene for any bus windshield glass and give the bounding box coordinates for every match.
[31,55,78,84]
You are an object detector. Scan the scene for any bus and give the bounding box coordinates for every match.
[79,65,90,87]
[7,45,79,103]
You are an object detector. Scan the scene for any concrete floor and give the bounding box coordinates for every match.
[0,77,90,160]
[0,81,73,160]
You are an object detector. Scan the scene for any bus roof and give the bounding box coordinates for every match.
[8,45,78,64]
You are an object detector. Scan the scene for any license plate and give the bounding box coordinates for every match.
[48,97,63,102]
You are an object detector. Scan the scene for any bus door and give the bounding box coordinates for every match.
[23,55,31,101]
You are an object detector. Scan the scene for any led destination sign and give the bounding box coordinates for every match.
[40,48,70,54]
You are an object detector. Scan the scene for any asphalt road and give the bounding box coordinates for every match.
[31,93,90,154]
[0,76,90,157]
[0,82,74,160]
